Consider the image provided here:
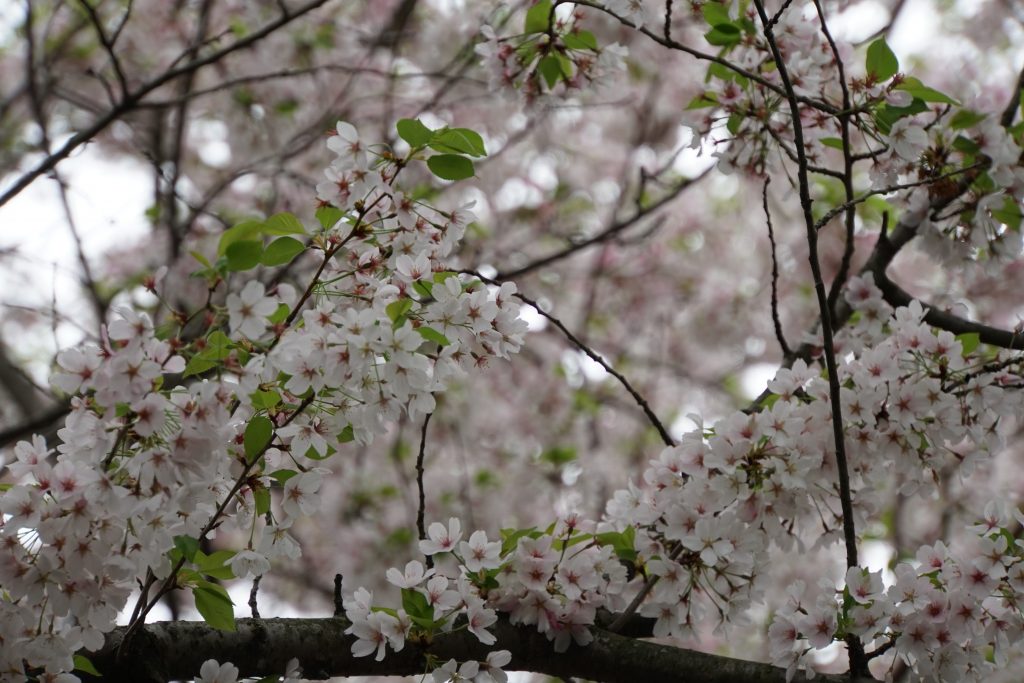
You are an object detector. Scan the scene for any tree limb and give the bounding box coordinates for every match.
[84,617,872,683]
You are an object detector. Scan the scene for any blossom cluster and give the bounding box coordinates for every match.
[772,502,1024,681]
[0,121,525,682]
[343,514,631,680]
[675,2,1024,263]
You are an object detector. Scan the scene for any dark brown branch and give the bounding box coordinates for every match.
[416,411,433,569]
[84,617,868,683]
[876,275,1024,350]
[78,0,131,97]
[761,178,791,356]
[752,2,865,675]
[476,275,675,447]
[1000,61,1024,127]
[0,0,333,208]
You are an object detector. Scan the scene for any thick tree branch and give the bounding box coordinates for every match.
[876,274,1024,350]
[85,617,870,683]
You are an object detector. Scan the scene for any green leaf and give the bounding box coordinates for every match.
[820,137,845,150]
[429,128,487,157]
[190,250,212,269]
[866,37,899,82]
[417,326,451,347]
[218,219,265,257]
[895,77,958,105]
[952,134,981,153]
[263,212,306,235]
[705,25,741,47]
[338,424,355,443]
[183,356,217,378]
[540,446,576,466]
[225,240,263,271]
[686,92,719,109]
[427,154,474,181]
[413,280,433,298]
[992,195,1024,231]
[701,1,732,27]
[268,302,290,324]
[244,416,274,463]
[537,54,564,88]
[193,582,235,631]
[401,587,434,620]
[398,118,434,148]
[316,205,345,230]
[524,0,552,33]
[174,535,200,562]
[251,389,282,410]
[254,486,271,516]
[74,655,101,676]
[874,99,928,134]
[386,298,413,325]
[194,550,236,580]
[199,330,233,361]
[270,468,298,485]
[956,332,980,356]
[563,30,597,51]
[950,109,988,130]
[261,236,305,267]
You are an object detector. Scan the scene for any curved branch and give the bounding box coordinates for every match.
[497,168,711,280]
[84,617,868,683]
[876,274,1024,350]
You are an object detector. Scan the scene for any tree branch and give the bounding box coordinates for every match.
[84,617,869,683]
[0,0,333,208]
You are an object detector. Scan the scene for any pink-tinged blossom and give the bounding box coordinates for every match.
[194,660,239,683]
[230,549,271,578]
[226,281,277,339]
[281,470,324,519]
[386,560,434,589]
[459,530,502,572]
[466,602,498,645]
[347,611,399,661]
[845,566,883,605]
[420,518,462,555]
[431,658,478,683]
[477,650,512,683]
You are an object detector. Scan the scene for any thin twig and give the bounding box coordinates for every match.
[0,0,332,208]
[248,575,262,619]
[416,411,434,570]
[762,178,791,356]
[469,271,675,447]
[333,574,345,617]
[752,2,866,674]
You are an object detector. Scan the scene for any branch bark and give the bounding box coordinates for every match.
[83,617,873,683]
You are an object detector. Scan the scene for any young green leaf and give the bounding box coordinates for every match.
[193,581,236,631]
[429,128,487,157]
[225,240,263,271]
[894,77,958,105]
[524,0,552,33]
[417,326,451,347]
[316,205,345,230]
[244,415,274,462]
[386,298,413,324]
[701,1,732,27]
[217,219,264,257]
[73,655,101,676]
[563,30,598,51]
[263,212,306,235]
[427,154,474,181]
[261,236,305,267]
[173,535,200,562]
[866,37,899,82]
[398,118,434,148]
